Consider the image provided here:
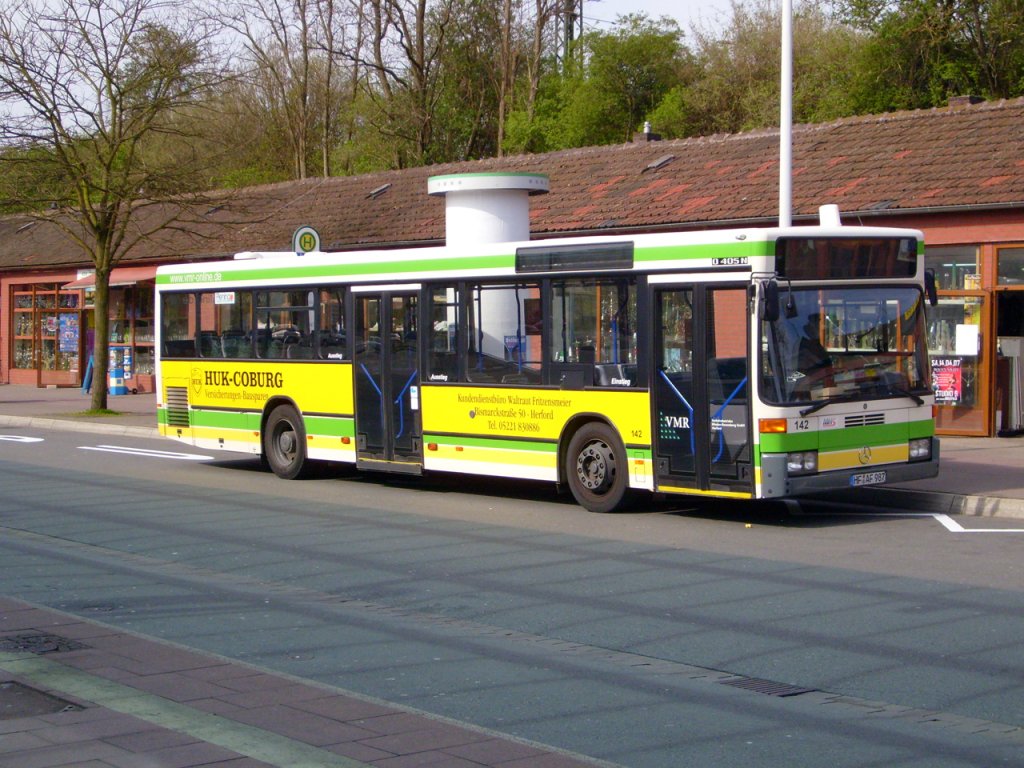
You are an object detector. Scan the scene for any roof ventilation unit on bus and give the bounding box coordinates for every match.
[427,173,549,248]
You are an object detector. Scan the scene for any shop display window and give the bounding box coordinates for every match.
[107,283,156,377]
[925,245,980,290]
[928,298,982,407]
[997,247,1024,286]
[11,284,82,373]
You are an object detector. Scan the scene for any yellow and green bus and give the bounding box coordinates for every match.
[155,206,938,512]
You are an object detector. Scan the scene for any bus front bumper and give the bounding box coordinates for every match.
[760,438,941,498]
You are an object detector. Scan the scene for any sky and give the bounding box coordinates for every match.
[583,0,735,33]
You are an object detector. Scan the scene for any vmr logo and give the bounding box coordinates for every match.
[662,415,691,429]
[190,367,203,396]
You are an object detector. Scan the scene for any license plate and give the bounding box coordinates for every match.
[850,471,886,487]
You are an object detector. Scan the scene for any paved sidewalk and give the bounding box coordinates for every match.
[0,597,606,768]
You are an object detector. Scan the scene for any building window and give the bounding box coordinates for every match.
[11,284,82,372]
[925,245,980,290]
[997,247,1024,286]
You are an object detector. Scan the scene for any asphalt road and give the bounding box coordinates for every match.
[1,426,1022,767]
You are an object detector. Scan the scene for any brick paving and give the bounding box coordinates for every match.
[0,597,606,768]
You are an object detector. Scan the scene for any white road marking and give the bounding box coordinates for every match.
[0,435,44,443]
[78,444,214,461]
[933,513,1024,533]
[788,503,1024,534]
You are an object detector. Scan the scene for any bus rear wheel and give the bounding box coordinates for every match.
[565,422,629,513]
[263,404,310,479]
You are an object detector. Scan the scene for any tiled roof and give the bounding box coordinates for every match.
[3,97,1023,271]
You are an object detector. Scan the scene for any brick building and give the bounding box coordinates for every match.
[2,96,1023,435]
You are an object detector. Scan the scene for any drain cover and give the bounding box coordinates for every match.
[0,633,88,654]
[718,675,817,698]
[0,681,82,720]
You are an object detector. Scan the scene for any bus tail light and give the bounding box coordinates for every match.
[787,451,818,475]
[759,418,787,434]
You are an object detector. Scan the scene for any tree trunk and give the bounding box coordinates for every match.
[89,269,111,412]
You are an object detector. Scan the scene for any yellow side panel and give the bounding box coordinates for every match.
[420,386,652,444]
[160,360,353,414]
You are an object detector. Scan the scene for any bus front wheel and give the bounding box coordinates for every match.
[565,422,629,513]
[263,405,310,479]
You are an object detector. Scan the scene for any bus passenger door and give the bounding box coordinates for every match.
[354,290,422,473]
[653,285,752,496]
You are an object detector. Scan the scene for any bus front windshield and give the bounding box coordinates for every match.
[760,285,931,407]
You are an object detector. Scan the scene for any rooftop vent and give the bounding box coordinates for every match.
[634,121,662,143]
[367,183,391,199]
[867,199,897,211]
[643,154,676,173]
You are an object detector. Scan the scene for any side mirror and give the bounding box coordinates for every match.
[924,269,938,307]
[758,280,780,322]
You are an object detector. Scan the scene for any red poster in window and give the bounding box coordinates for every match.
[932,358,963,404]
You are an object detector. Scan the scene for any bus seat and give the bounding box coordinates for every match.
[595,364,636,387]
[221,332,248,358]
[286,343,314,359]
[164,339,196,358]
[198,331,222,358]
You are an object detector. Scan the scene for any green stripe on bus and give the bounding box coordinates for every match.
[425,433,558,452]
[189,409,253,430]
[305,415,355,437]
[758,419,934,453]
[157,253,515,285]
[637,240,772,263]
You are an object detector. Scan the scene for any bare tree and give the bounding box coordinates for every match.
[496,0,557,155]
[360,0,456,165]
[0,0,228,410]
[222,0,318,178]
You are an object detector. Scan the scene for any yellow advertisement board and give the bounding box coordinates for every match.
[420,385,651,445]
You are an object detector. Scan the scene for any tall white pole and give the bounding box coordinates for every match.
[779,0,793,227]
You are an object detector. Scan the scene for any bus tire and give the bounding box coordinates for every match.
[263,404,310,480]
[565,422,629,513]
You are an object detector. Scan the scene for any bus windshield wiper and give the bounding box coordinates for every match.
[884,384,925,405]
[799,391,863,417]
[799,384,926,416]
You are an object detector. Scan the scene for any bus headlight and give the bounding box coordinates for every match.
[909,438,932,461]
[787,451,818,475]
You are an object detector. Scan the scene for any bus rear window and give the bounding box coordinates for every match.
[776,237,917,279]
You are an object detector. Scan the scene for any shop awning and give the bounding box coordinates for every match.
[63,265,159,290]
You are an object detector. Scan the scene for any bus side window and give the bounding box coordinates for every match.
[465,282,542,385]
[160,292,196,358]
[197,293,223,358]
[549,278,636,387]
[317,286,346,360]
[427,284,459,382]
[256,289,314,360]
